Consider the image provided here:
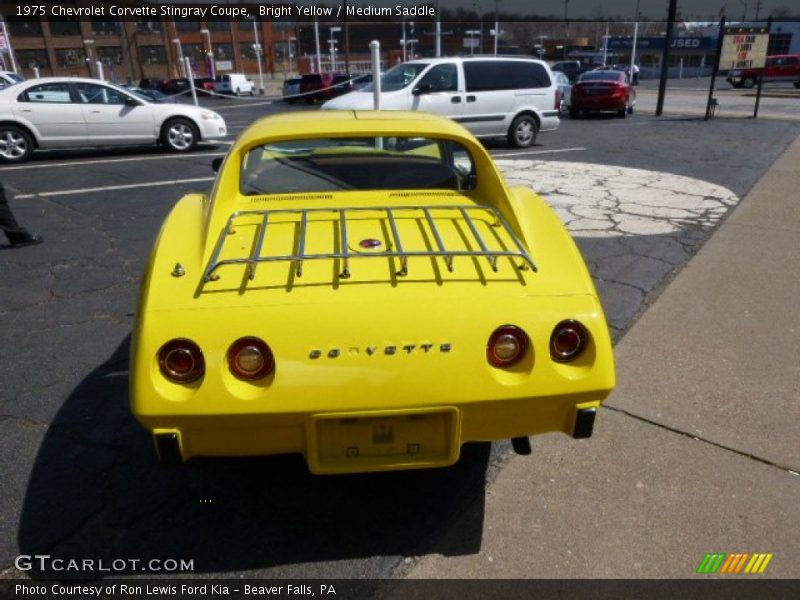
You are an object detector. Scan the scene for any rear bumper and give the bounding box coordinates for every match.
[573,97,626,111]
[140,394,605,474]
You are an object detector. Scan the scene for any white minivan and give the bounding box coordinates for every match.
[322,57,561,147]
[213,73,255,96]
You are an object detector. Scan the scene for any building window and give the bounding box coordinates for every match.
[182,43,206,64]
[91,18,119,36]
[48,17,81,36]
[55,48,87,68]
[136,18,162,34]
[240,43,261,60]
[140,45,168,65]
[97,47,123,66]
[768,33,792,56]
[8,20,43,37]
[176,21,200,33]
[207,20,231,33]
[16,49,50,69]
[213,44,234,61]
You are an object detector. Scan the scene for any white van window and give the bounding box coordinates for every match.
[366,62,428,92]
[417,63,458,92]
[464,60,551,92]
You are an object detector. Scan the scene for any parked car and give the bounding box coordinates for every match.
[130,110,615,470]
[570,70,635,118]
[282,77,301,103]
[323,57,561,148]
[726,54,800,89]
[122,84,178,103]
[299,72,335,103]
[351,73,372,90]
[552,70,572,113]
[331,73,354,96]
[0,77,226,163]
[550,60,588,83]
[213,73,255,96]
[138,77,163,90]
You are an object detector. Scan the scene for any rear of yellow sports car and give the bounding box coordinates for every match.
[131,111,615,473]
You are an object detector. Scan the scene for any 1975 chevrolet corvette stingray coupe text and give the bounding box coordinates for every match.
[131,110,615,474]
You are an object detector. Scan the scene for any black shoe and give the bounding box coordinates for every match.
[10,233,43,247]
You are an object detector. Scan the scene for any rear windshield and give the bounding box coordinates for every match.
[241,136,477,195]
[579,71,624,82]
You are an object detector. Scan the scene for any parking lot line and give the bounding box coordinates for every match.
[492,147,587,158]
[13,177,214,199]
[0,151,227,171]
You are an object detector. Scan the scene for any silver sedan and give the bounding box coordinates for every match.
[0,77,227,163]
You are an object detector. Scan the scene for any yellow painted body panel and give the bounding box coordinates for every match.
[131,111,615,474]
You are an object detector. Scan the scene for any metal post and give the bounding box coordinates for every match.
[435,0,441,57]
[656,0,678,116]
[494,0,500,56]
[754,17,772,118]
[630,21,639,83]
[172,38,185,77]
[402,19,407,63]
[370,40,381,110]
[184,57,198,106]
[602,22,609,65]
[314,18,322,73]
[252,19,265,94]
[33,66,40,78]
[704,16,726,121]
[96,61,104,81]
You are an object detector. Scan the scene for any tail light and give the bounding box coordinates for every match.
[227,337,275,380]
[487,325,529,368]
[158,339,205,383]
[550,320,589,362]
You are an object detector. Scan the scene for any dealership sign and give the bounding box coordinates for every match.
[719,26,769,70]
[607,36,716,51]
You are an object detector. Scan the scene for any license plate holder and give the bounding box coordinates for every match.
[307,407,460,474]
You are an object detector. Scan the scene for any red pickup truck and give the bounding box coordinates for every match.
[726,54,800,89]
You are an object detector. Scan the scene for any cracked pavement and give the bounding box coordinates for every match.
[1,105,799,581]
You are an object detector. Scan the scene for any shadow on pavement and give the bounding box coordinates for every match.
[18,336,489,578]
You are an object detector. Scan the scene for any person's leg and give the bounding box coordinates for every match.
[0,184,41,246]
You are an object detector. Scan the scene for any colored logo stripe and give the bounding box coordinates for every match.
[697,552,773,574]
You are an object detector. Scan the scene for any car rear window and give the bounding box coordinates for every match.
[240,136,477,195]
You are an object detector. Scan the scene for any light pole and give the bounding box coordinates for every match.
[200,28,214,78]
[435,0,441,57]
[329,27,341,71]
[493,0,500,56]
[250,17,265,94]
[630,0,641,84]
[563,0,570,59]
[288,36,296,75]
[537,34,548,59]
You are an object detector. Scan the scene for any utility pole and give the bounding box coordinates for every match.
[656,0,678,116]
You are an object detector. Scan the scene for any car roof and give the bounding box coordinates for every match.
[0,76,129,97]
[406,56,549,66]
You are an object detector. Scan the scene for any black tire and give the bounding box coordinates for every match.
[742,76,756,89]
[794,81,800,89]
[627,101,634,115]
[0,125,34,163]
[618,104,627,118]
[161,118,199,153]
[507,114,538,148]
[235,88,241,97]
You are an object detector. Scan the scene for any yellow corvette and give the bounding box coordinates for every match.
[131,110,615,474]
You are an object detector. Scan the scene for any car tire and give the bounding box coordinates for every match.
[794,81,800,89]
[618,104,627,118]
[0,125,34,164]
[161,118,199,153]
[627,102,634,115]
[235,88,241,97]
[507,114,538,148]
[742,76,756,89]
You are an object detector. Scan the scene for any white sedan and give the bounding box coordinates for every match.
[0,77,227,163]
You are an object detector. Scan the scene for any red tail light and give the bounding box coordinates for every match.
[158,339,205,383]
[487,325,529,368]
[227,337,275,381]
[550,320,589,362]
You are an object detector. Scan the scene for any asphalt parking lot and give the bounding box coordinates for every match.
[1,95,799,581]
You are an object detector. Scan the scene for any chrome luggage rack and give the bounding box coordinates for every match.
[202,205,537,283]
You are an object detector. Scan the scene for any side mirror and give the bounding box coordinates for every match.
[125,96,142,106]
[212,157,223,173]
[412,83,432,96]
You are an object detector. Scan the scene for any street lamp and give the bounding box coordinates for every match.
[288,36,297,75]
[200,28,214,78]
[493,0,501,56]
[329,26,341,71]
[249,17,265,94]
[537,35,548,59]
